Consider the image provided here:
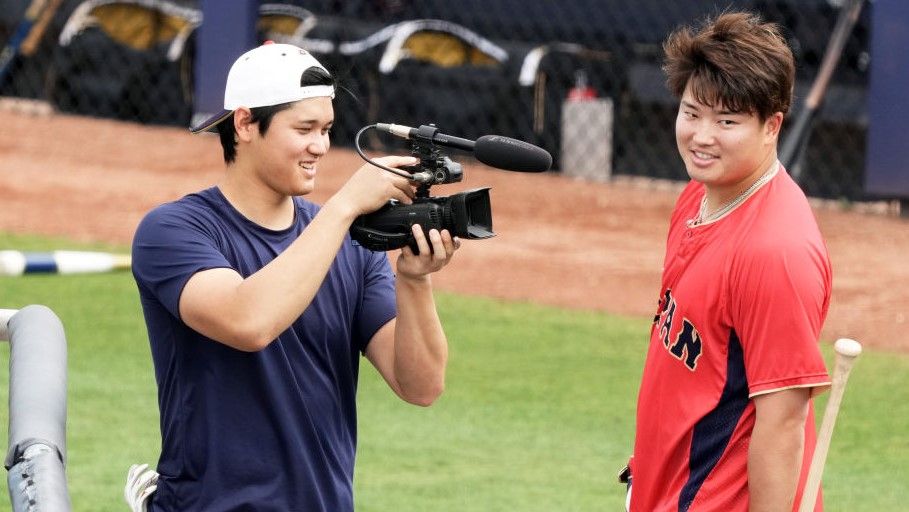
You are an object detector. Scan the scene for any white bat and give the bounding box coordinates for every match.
[0,250,132,276]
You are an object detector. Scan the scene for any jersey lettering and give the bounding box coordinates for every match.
[670,319,703,370]
[658,289,676,348]
[655,289,703,370]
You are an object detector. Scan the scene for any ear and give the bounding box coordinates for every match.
[764,112,784,143]
[233,107,256,143]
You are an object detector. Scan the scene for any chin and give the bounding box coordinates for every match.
[684,162,719,184]
[683,163,706,183]
[291,179,315,196]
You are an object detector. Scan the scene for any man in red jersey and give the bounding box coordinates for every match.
[626,11,832,512]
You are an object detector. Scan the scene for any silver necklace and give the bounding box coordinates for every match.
[687,161,779,227]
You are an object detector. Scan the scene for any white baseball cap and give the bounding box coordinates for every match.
[190,42,335,133]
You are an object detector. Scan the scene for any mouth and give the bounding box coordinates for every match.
[298,161,317,177]
[689,149,718,165]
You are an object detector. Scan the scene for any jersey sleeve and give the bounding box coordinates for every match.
[353,249,397,353]
[131,204,232,320]
[727,236,832,397]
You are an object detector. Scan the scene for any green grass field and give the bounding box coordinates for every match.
[0,232,906,511]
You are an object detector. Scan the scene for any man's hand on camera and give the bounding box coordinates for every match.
[396,224,460,280]
[333,155,417,218]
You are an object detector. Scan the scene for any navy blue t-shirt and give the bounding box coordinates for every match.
[131,187,397,511]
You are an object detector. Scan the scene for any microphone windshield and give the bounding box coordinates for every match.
[474,135,552,172]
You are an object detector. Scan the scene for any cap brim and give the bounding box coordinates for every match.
[189,110,233,134]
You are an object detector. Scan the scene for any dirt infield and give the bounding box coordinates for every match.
[1,110,907,352]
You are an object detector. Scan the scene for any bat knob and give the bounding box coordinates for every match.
[834,338,862,358]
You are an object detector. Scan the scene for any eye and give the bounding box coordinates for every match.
[681,111,697,120]
[718,119,737,127]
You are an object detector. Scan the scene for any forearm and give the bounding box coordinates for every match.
[391,274,448,405]
[748,397,808,511]
[226,198,357,347]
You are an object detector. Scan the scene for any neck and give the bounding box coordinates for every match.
[703,151,778,213]
[219,164,295,230]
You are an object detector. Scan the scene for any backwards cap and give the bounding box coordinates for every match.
[190,42,334,133]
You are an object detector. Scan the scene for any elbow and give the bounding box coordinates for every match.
[184,303,277,352]
[222,321,275,352]
[237,335,273,352]
[225,333,272,352]
[401,380,445,407]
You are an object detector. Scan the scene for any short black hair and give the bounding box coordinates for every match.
[217,66,335,163]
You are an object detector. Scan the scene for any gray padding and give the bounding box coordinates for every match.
[5,305,68,469]
[7,444,71,512]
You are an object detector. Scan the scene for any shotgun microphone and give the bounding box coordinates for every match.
[376,123,552,173]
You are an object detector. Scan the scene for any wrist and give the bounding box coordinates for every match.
[322,195,359,224]
[396,272,431,287]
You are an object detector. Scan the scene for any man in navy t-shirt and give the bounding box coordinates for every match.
[129,42,460,511]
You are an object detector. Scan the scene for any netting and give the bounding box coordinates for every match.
[0,0,870,200]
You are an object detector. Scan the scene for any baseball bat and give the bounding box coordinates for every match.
[779,0,865,181]
[0,0,50,84]
[797,338,863,512]
[0,250,132,276]
[20,0,64,57]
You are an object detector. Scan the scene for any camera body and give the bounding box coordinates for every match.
[350,125,495,253]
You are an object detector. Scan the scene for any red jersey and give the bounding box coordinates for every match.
[631,166,832,512]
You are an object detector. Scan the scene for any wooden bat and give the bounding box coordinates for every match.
[779,0,866,181]
[0,250,133,276]
[0,0,51,83]
[797,338,863,512]
[20,0,64,57]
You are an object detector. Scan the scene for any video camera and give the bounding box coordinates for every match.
[349,123,552,253]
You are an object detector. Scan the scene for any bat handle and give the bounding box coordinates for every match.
[797,338,862,512]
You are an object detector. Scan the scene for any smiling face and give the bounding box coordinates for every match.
[244,96,334,197]
[675,81,782,202]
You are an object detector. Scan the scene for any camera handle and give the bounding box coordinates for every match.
[354,125,435,184]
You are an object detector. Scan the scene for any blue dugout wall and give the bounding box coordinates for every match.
[864,0,909,211]
[192,0,257,128]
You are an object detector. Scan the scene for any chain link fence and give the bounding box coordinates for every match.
[0,0,871,200]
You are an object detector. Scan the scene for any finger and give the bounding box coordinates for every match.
[135,470,157,490]
[411,224,431,256]
[369,157,419,182]
[130,463,148,476]
[128,464,146,486]
[139,485,157,501]
[428,229,448,263]
[388,183,413,204]
[375,155,419,168]
[439,229,456,257]
[393,178,415,201]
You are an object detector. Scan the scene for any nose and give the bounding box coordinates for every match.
[691,121,715,146]
[307,134,329,156]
